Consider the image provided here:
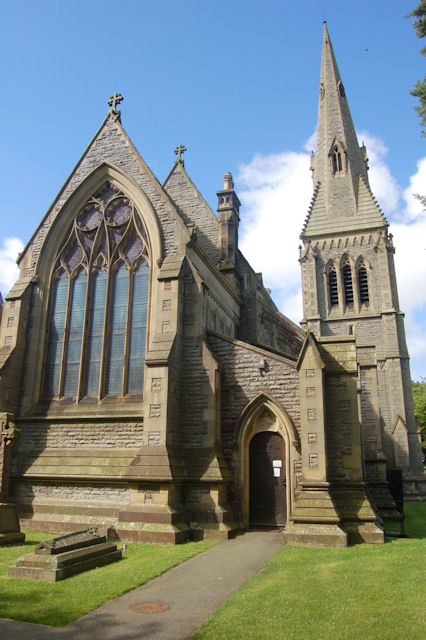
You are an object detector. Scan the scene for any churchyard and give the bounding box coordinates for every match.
[192,503,426,640]
[0,537,215,626]
[0,503,424,638]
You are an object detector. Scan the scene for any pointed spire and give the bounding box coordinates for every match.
[302,24,386,238]
[314,23,367,197]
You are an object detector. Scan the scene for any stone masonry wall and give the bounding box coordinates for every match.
[179,266,213,449]
[164,164,220,265]
[13,421,143,457]
[12,481,130,503]
[207,334,300,464]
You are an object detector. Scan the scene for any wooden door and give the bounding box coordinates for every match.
[249,431,286,526]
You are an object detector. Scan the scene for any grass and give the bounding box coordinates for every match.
[191,503,426,640]
[0,532,216,626]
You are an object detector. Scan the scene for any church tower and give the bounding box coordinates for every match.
[299,23,424,493]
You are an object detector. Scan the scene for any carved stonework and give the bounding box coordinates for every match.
[0,412,25,544]
[0,412,20,502]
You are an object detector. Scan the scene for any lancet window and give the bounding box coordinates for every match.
[328,267,339,306]
[332,146,343,175]
[342,260,354,305]
[358,262,370,304]
[43,182,150,400]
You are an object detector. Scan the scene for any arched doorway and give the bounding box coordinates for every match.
[249,431,286,526]
[234,394,300,529]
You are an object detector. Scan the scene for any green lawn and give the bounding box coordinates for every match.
[191,503,426,640]
[0,533,216,626]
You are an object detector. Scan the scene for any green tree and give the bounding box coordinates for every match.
[412,378,426,455]
[408,1,426,135]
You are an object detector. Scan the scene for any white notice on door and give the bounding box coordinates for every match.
[273,460,282,468]
[273,467,281,477]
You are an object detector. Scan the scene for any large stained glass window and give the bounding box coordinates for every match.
[43,182,150,400]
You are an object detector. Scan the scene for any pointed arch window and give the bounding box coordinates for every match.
[328,267,339,306]
[358,263,370,304]
[342,260,354,305]
[332,146,343,175]
[43,182,150,401]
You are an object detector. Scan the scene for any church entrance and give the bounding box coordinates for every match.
[249,431,286,526]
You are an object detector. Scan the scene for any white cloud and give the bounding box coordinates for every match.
[303,131,317,153]
[403,309,426,382]
[357,130,401,215]
[401,157,426,221]
[237,150,311,320]
[392,157,426,381]
[0,237,23,298]
[236,133,426,379]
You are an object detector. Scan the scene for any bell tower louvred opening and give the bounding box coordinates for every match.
[342,260,354,306]
[358,264,369,304]
[328,267,338,306]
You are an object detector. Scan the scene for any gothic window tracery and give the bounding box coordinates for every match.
[43,181,150,400]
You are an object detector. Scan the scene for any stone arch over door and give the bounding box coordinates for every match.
[234,394,300,528]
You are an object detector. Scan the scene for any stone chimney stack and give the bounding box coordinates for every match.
[217,172,241,290]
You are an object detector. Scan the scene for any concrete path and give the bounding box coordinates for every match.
[0,530,283,640]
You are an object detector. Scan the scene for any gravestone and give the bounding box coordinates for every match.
[0,412,25,544]
[8,527,122,582]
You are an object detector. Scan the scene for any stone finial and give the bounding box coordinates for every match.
[107,92,124,115]
[174,144,187,163]
[223,172,234,190]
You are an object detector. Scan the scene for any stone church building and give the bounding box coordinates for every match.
[0,24,423,547]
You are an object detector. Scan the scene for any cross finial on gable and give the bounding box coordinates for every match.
[174,144,187,163]
[107,92,124,115]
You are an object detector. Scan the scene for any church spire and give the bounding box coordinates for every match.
[314,23,368,195]
[302,23,385,238]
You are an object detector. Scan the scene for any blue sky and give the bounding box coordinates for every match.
[0,0,425,378]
